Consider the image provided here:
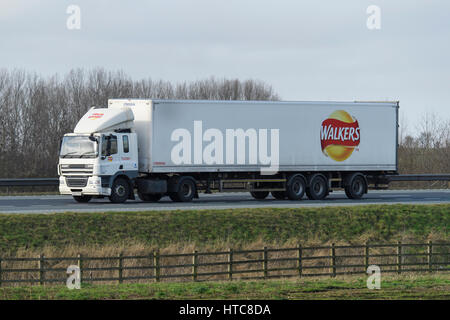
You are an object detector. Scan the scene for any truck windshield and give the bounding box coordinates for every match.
[60,136,98,158]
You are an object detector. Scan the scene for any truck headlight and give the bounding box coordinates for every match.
[89,177,101,185]
[59,177,65,185]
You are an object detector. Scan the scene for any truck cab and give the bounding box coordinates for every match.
[58,107,139,203]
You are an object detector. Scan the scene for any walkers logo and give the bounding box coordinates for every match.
[320,110,360,161]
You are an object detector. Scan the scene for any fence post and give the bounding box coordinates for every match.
[397,241,402,274]
[329,243,336,277]
[228,248,233,281]
[77,254,83,284]
[427,241,433,273]
[365,243,369,271]
[38,254,45,285]
[263,247,268,279]
[192,250,198,281]
[297,244,302,277]
[153,250,160,282]
[118,253,123,284]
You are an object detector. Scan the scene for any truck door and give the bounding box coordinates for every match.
[101,134,120,175]
[119,134,136,171]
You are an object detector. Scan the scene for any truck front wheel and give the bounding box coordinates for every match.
[73,195,92,203]
[109,178,130,203]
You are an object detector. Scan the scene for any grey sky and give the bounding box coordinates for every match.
[1,0,449,134]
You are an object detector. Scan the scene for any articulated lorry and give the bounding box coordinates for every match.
[58,99,399,203]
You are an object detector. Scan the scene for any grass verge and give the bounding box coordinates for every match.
[0,274,448,300]
[0,204,449,253]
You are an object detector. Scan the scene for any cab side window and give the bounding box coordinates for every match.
[101,135,118,156]
[123,135,129,153]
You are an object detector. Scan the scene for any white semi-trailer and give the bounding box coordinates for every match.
[58,99,399,203]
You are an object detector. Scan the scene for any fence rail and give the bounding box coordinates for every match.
[0,242,448,287]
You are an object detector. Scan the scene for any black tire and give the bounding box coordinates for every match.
[271,191,287,200]
[250,191,269,200]
[73,195,92,203]
[138,193,162,202]
[286,174,306,200]
[345,174,367,200]
[307,174,328,200]
[169,177,196,202]
[109,178,130,203]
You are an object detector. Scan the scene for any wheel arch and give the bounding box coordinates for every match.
[108,171,139,199]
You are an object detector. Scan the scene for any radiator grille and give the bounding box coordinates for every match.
[66,177,88,188]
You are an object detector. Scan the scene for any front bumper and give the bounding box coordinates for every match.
[59,176,111,196]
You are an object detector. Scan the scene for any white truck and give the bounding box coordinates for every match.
[58,99,399,203]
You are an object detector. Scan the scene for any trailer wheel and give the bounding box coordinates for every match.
[138,193,162,202]
[286,174,306,200]
[169,177,196,202]
[73,195,92,203]
[250,191,269,200]
[109,178,130,203]
[271,191,287,200]
[345,174,367,199]
[306,174,328,200]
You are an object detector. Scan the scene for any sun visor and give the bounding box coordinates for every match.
[74,107,135,134]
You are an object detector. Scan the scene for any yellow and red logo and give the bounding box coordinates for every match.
[88,113,104,120]
[320,110,360,161]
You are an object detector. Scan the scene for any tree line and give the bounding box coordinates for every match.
[0,68,278,178]
[396,113,450,188]
[0,68,448,181]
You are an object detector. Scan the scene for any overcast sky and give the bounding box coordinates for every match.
[1,0,449,134]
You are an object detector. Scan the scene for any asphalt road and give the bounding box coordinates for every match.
[0,189,448,214]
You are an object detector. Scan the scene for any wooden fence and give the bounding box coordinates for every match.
[0,242,448,286]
